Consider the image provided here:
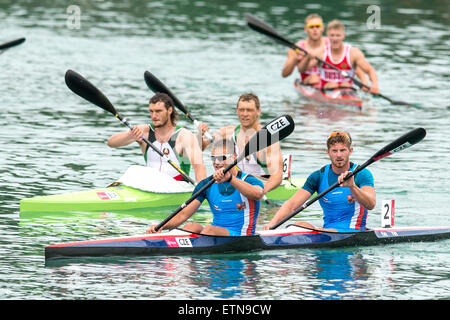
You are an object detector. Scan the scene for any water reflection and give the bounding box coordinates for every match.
[45,247,377,299]
[309,250,369,299]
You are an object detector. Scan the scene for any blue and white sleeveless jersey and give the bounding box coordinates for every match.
[303,163,374,232]
[194,171,264,236]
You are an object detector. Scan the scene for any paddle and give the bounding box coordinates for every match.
[144,70,213,141]
[64,69,196,185]
[155,114,295,232]
[244,13,414,107]
[270,127,427,229]
[0,37,25,52]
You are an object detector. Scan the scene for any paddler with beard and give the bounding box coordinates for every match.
[107,92,206,183]
[263,131,376,232]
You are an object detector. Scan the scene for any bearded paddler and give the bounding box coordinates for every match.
[264,131,376,232]
[107,92,206,183]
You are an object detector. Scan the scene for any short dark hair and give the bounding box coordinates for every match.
[237,93,260,110]
[211,138,235,155]
[149,92,178,124]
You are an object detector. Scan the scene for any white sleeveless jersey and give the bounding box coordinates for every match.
[144,125,190,180]
[232,125,268,177]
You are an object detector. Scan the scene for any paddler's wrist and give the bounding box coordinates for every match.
[226,174,233,183]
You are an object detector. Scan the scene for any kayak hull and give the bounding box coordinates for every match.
[20,178,305,214]
[294,79,363,108]
[45,226,450,260]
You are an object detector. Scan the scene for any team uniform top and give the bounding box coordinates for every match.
[302,162,374,232]
[193,171,264,236]
[144,124,191,181]
[232,124,269,177]
[319,43,355,88]
[296,37,329,83]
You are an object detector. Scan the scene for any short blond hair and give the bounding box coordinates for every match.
[304,13,323,25]
[327,19,345,31]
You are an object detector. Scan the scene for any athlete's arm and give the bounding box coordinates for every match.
[351,47,379,94]
[282,48,305,77]
[107,125,148,154]
[201,126,233,150]
[259,143,283,195]
[230,175,264,200]
[297,53,319,73]
[146,199,202,233]
[355,66,368,85]
[214,168,264,200]
[177,129,207,182]
[338,171,376,210]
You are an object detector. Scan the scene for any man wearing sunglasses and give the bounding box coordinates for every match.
[263,131,376,232]
[147,138,264,236]
[281,13,328,88]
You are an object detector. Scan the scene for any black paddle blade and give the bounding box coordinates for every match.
[244,13,296,50]
[144,71,193,121]
[0,37,25,50]
[391,100,416,107]
[243,115,295,157]
[65,70,117,116]
[370,127,426,162]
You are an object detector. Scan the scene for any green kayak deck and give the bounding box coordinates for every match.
[20,178,305,215]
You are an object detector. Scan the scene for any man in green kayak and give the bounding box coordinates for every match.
[107,92,206,183]
[200,93,284,197]
[146,138,265,236]
[263,131,376,232]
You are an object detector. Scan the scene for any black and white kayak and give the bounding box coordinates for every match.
[45,225,450,260]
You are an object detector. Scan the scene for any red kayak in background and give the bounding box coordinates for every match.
[294,79,363,109]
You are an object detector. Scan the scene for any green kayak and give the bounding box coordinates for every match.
[20,166,304,215]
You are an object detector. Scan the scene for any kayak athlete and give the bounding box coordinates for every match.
[147,138,264,236]
[107,92,206,183]
[281,13,329,88]
[264,131,376,232]
[201,93,283,197]
[320,20,379,94]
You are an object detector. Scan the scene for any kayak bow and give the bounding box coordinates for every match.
[19,166,305,214]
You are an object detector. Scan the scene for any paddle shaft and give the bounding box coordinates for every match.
[155,156,243,231]
[113,112,196,185]
[270,127,427,229]
[245,14,413,106]
[154,114,296,232]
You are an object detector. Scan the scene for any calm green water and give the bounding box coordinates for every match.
[1,0,449,300]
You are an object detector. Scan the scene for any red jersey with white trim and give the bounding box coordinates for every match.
[296,37,329,82]
[320,43,355,87]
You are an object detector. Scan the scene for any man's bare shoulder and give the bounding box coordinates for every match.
[215,125,235,138]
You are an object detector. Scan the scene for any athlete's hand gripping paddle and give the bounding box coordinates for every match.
[270,127,427,229]
[155,114,296,232]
